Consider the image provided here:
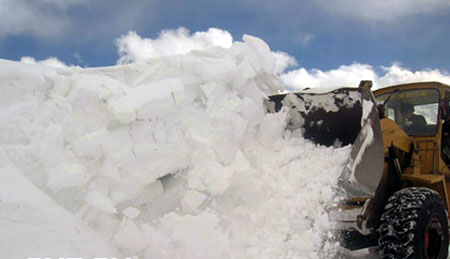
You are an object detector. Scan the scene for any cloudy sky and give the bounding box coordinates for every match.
[1,0,450,89]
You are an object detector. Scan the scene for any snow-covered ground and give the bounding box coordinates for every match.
[0,35,353,258]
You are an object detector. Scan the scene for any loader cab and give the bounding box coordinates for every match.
[374,82,450,173]
[375,88,440,136]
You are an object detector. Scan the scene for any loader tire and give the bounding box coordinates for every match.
[378,187,449,259]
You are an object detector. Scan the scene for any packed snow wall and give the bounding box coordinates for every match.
[0,35,351,259]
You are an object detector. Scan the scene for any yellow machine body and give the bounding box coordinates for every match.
[375,82,450,211]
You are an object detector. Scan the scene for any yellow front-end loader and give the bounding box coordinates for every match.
[266,81,450,258]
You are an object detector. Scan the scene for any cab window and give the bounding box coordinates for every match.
[376,89,440,136]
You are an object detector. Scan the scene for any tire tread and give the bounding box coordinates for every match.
[378,187,448,259]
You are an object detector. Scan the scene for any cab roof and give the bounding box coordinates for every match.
[374,81,450,96]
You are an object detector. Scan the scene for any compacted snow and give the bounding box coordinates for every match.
[0,35,352,259]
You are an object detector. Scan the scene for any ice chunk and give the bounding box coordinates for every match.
[194,57,237,84]
[191,151,235,195]
[243,34,276,74]
[159,212,229,259]
[0,166,118,258]
[181,190,207,213]
[108,78,184,122]
[47,162,90,189]
[257,112,288,148]
[212,139,239,166]
[72,128,109,159]
[107,98,136,124]
[114,218,147,252]
[85,190,117,214]
[123,206,141,219]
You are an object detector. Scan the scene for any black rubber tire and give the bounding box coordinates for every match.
[378,187,449,259]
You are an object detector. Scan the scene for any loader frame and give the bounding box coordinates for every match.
[374,82,450,212]
[266,81,450,254]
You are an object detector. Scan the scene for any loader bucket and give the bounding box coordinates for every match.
[265,88,384,197]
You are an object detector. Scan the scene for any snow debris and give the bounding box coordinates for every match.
[123,206,141,219]
[300,90,360,114]
[47,162,90,189]
[0,35,351,258]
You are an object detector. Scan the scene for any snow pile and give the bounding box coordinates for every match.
[0,35,351,259]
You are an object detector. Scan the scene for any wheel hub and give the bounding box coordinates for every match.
[424,214,444,259]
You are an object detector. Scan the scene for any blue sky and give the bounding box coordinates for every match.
[1,0,450,88]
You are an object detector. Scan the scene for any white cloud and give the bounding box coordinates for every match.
[0,0,85,38]
[317,0,450,23]
[20,56,68,68]
[377,63,450,87]
[280,62,450,91]
[281,63,377,90]
[116,28,234,64]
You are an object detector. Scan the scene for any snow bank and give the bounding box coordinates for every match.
[0,35,350,258]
